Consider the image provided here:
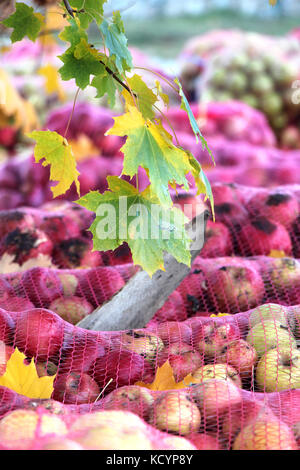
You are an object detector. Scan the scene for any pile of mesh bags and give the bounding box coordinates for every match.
[0,180,298,449]
[180,30,300,146]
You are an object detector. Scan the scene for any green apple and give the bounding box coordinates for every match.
[256,347,300,392]
[261,93,283,116]
[251,75,274,95]
[246,319,296,357]
[268,258,300,301]
[289,305,300,338]
[242,94,258,109]
[248,303,289,328]
[247,59,265,76]
[191,363,242,388]
[233,408,298,450]
[227,71,248,94]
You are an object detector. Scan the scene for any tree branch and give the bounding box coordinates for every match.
[63,0,74,18]
[76,210,209,331]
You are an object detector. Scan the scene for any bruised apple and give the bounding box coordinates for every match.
[150,391,201,435]
[101,385,154,420]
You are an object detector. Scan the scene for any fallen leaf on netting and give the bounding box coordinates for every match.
[135,361,194,391]
[0,348,56,399]
[269,0,277,5]
[68,134,100,161]
[0,253,55,274]
[210,313,231,317]
[268,250,286,258]
[38,64,66,102]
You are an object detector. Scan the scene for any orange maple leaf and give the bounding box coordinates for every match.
[135,360,195,391]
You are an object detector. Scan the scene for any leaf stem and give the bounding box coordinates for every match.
[64,87,80,138]
[134,66,178,93]
[153,104,180,146]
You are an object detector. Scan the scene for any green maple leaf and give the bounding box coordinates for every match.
[76,177,191,276]
[59,18,87,48]
[91,67,120,107]
[174,78,214,165]
[2,2,44,43]
[100,15,132,74]
[123,74,158,120]
[68,0,107,28]
[27,130,80,198]
[59,38,103,89]
[106,106,195,206]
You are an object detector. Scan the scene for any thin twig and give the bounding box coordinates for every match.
[64,87,80,138]
[99,60,137,97]
[63,0,74,18]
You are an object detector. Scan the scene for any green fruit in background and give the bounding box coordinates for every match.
[230,53,249,70]
[249,304,289,329]
[247,60,265,76]
[211,68,227,87]
[261,93,283,116]
[270,114,288,130]
[251,75,274,95]
[256,348,300,392]
[269,63,295,87]
[246,319,296,357]
[227,71,248,94]
[242,94,258,108]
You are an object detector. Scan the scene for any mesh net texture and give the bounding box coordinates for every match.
[0,181,299,448]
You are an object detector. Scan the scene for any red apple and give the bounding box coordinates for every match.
[52,372,100,404]
[155,322,192,345]
[193,321,240,358]
[49,296,93,325]
[207,264,265,312]
[0,228,53,265]
[219,339,258,378]
[22,268,63,307]
[246,189,299,229]
[77,267,125,307]
[238,217,292,256]
[0,341,14,375]
[188,432,223,450]
[15,309,65,361]
[92,350,153,394]
[0,308,15,344]
[201,220,233,258]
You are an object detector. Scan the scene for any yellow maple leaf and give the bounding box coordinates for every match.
[38,64,66,102]
[0,348,55,399]
[0,69,39,132]
[69,134,100,161]
[210,313,231,317]
[135,360,194,391]
[269,0,277,5]
[268,250,286,258]
[27,130,80,198]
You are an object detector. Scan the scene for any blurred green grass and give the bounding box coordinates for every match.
[122,9,300,58]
